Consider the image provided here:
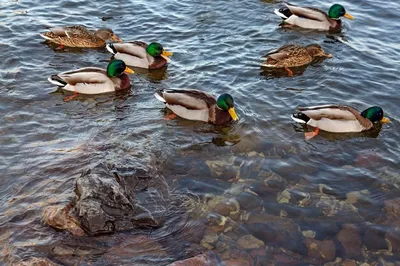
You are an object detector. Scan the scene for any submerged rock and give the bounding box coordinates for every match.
[336,224,362,258]
[213,198,240,217]
[303,238,336,264]
[363,225,388,251]
[206,159,239,181]
[14,258,59,266]
[245,213,306,255]
[200,233,219,249]
[105,234,168,263]
[167,254,212,266]
[235,190,263,211]
[383,198,400,227]
[237,235,264,250]
[73,162,169,235]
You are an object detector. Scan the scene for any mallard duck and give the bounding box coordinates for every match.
[48,60,134,101]
[291,105,390,139]
[106,41,173,69]
[261,44,332,76]
[154,89,239,125]
[40,25,122,48]
[274,3,354,31]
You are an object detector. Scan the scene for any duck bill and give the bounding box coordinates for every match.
[381,117,390,123]
[161,55,172,63]
[124,66,134,74]
[325,53,333,58]
[112,35,123,43]
[162,50,173,57]
[344,13,354,20]
[228,107,239,121]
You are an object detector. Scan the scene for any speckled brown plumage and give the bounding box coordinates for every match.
[262,44,332,68]
[40,25,119,48]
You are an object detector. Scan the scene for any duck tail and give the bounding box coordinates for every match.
[48,75,67,87]
[39,32,52,41]
[106,43,117,54]
[274,7,292,19]
[154,89,166,103]
[291,112,310,124]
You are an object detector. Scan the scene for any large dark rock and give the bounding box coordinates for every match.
[73,162,169,235]
[383,197,400,227]
[363,225,388,251]
[235,191,263,211]
[245,213,306,255]
[336,224,362,258]
[300,218,340,240]
[303,238,336,264]
[382,198,400,253]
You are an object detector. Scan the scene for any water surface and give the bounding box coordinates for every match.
[1,0,400,265]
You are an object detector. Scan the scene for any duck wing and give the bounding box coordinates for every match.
[155,89,216,122]
[265,44,302,61]
[286,3,329,22]
[112,42,148,58]
[159,89,216,109]
[50,68,117,94]
[47,25,89,38]
[297,105,359,120]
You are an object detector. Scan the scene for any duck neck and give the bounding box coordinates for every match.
[149,57,167,70]
[214,107,232,125]
[116,74,131,90]
[329,18,342,32]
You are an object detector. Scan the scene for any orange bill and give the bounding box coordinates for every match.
[162,50,173,57]
[381,117,390,123]
[112,35,123,43]
[124,66,134,74]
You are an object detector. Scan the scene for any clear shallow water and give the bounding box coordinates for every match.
[1,0,400,265]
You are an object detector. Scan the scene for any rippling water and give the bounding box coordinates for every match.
[1,0,400,265]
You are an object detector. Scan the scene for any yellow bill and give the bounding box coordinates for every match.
[162,50,173,57]
[344,13,354,20]
[228,107,239,121]
[124,66,134,74]
[381,117,390,123]
[112,35,123,43]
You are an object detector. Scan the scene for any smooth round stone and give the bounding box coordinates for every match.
[213,198,240,217]
[235,191,262,211]
[237,235,264,250]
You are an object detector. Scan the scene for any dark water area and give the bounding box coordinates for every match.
[1,0,400,265]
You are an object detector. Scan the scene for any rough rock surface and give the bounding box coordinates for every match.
[43,203,84,236]
[73,162,169,235]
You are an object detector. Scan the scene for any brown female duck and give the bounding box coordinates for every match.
[40,25,121,48]
[262,44,332,76]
